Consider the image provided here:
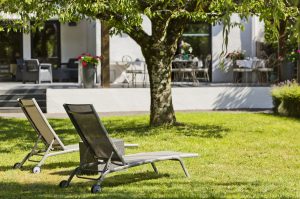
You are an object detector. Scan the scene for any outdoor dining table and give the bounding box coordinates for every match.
[171,59,203,83]
[233,59,269,84]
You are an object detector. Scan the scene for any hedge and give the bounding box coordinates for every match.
[271,82,300,117]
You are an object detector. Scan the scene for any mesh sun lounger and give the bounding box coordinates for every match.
[13,98,138,174]
[60,104,198,193]
[13,98,80,173]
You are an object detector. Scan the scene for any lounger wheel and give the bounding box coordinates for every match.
[32,166,41,174]
[59,180,69,188]
[91,184,101,193]
[13,162,22,169]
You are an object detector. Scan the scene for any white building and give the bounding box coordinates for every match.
[0,15,264,84]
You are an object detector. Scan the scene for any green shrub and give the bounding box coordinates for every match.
[271,82,300,117]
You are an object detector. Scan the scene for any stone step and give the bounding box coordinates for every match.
[0,94,46,100]
[0,107,22,113]
[0,88,47,112]
[0,99,46,107]
[0,89,46,95]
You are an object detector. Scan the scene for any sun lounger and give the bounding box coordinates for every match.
[14,98,137,174]
[60,104,198,193]
[12,98,79,173]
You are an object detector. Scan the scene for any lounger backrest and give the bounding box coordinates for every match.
[63,104,125,163]
[18,98,65,149]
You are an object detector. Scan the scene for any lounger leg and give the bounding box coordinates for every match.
[95,152,114,186]
[14,135,42,168]
[151,163,159,174]
[69,167,82,184]
[97,169,111,186]
[36,139,55,168]
[175,158,190,178]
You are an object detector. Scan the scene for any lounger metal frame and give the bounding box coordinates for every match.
[61,104,198,193]
[13,98,78,173]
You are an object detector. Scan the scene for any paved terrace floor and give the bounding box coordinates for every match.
[0,81,273,90]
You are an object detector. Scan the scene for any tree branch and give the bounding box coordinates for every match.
[125,25,151,47]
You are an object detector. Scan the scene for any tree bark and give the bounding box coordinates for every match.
[144,51,176,126]
[278,20,287,82]
[297,42,300,83]
[101,21,110,88]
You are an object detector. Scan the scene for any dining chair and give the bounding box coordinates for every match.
[194,55,211,82]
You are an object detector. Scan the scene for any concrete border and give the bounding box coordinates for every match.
[47,87,273,113]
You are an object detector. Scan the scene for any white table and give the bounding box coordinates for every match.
[234,59,268,84]
[172,59,200,82]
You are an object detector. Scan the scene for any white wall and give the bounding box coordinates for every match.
[22,33,31,59]
[60,20,97,62]
[211,14,256,83]
[47,87,273,113]
[19,20,97,62]
[109,16,151,62]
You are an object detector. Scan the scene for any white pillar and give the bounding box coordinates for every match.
[96,19,101,85]
[23,33,31,59]
[251,16,256,57]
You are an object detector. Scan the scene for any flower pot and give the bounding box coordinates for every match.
[182,54,189,60]
[82,65,95,88]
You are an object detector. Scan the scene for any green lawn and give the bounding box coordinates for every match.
[0,112,299,198]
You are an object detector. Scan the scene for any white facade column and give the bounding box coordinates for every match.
[23,33,31,59]
[96,19,101,85]
[251,16,256,57]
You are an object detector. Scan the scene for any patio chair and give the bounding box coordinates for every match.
[16,59,25,81]
[13,98,79,173]
[23,59,53,84]
[60,104,198,193]
[58,58,78,82]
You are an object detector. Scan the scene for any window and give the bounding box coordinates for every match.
[31,20,61,67]
[176,23,212,80]
[0,21,23,65]
[181,23,211,60]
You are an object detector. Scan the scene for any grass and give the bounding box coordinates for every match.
[0,112,299,198]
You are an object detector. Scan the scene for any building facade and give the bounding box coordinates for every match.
[0,15,264,84]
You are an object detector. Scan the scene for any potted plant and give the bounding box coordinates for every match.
[77,53,102,88]
[226,50,246,61]
[179,41,193,60]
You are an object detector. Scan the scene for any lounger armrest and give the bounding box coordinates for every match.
[124,143,139,148]
[40,63,52,69]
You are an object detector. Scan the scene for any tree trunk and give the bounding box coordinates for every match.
[278,20,287,82]
[297,42,300,83]
[101,21,110,87]
[144,52,176,126]
[125,15,185,126]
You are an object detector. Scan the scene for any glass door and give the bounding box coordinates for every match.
[0,21,23,81]
[177,23,212,81]
[31,20,61,68]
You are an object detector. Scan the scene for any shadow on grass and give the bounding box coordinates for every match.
[0,161,79,172]
[52,171,170,185]
[258,112,300,121]
[0,118,79,151]
[0,178,278,199]
[105,119,230,138]
[0,117,229,153]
